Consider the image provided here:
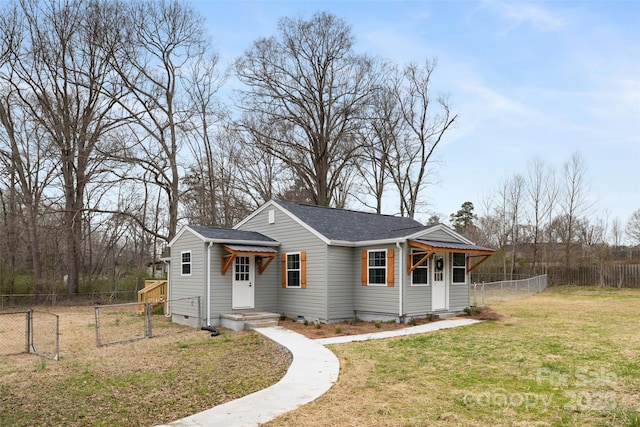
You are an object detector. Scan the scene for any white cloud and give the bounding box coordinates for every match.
[484,1,566,33]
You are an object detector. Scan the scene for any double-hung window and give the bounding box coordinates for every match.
[411,252,429,286]
[361,249,394,287]
[286,253,301,287]
[368,250,387,285]
[281,251,306,288]
[452,253,466,284]
[181,251,192,276]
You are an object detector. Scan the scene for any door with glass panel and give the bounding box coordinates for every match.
[232,255,254,309]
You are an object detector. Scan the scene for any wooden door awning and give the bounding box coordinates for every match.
[408,239,494,273]
[221,245,277,275]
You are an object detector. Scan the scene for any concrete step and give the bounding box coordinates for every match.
[245,319,279,330]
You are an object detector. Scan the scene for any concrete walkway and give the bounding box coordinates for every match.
[316,318,480,345]
[159,318,479,427]
[158,326,339,427]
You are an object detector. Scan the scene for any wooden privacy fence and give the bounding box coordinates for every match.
[545,265,640,288]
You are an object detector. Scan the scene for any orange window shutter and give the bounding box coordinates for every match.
[300,251,307,289]
[361,250,368,286]
[281,253,286,288]
[387,248,394,287]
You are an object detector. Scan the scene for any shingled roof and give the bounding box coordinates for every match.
[274,200,431,242]
[186,225,277,243]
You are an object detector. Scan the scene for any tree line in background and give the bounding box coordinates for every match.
[0,0,637,297]
[448,153,640,280]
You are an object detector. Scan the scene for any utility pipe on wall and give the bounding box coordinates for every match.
[163,259,171,317]
[396,241,403,320]
[207,242,213,327]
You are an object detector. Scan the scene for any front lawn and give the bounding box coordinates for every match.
[267,286,640,427]
[0,308,290,427]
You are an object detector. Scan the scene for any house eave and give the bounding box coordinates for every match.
[328,238,406,247]
[205,239,280,247]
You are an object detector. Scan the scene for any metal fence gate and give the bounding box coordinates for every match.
[94,296,200,346]
[0,310,59,360]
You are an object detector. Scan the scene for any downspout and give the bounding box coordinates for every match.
[163,259,171,317]
[396,241,403,321]
[207,242,213,327]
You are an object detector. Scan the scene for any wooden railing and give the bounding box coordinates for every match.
[137,280,167,314]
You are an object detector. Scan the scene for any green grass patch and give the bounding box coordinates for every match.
[267,286,640,427]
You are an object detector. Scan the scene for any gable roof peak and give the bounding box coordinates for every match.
[272,199,428,242]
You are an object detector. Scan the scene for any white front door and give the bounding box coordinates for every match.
[232,255,254,309]
[432,252,447,310]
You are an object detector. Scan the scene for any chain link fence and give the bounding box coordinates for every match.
[0,291,139,309]
[94,296,199,346]
[470,274,548,306]
[0,309,59,360]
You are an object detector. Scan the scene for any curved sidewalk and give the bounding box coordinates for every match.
[160,318,479,427]
[159,326,339,427]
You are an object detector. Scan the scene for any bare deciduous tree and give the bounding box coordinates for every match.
[386,60,457,218]
[610,217,623,248]
[626,209,640,246]
[4,0,128,294]
[526,158,558,270]
[356,68,400,213]
[561,152,593,266]
[233,123,290,209]
[112,0,212,241]
[235,11,376,207]
[182,53,235,226]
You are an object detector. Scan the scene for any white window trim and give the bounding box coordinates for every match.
[410,251,430,287]
[286,252,301,288]
[451,252,467,285]
[367,249,387,286]
[181,251,192,276]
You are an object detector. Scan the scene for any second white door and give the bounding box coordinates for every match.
[232,255,254,309]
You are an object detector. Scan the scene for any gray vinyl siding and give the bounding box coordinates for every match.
[171,234,280,327]
[170,231,206,322]
[449,283,469,311]
[208,245,228,322]
[449,252,470,311]
[207,245,279,322]
[416,228,460,243]
[327,246,355,321]
[353,245,399,317]
[404,247,432,316]
[238,207,328,321]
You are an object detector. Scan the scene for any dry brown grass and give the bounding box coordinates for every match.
[0,306,290,426]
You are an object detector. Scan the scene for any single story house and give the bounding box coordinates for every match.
[167,200,494,329]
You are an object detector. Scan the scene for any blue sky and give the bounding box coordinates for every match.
[193,0,640,235]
